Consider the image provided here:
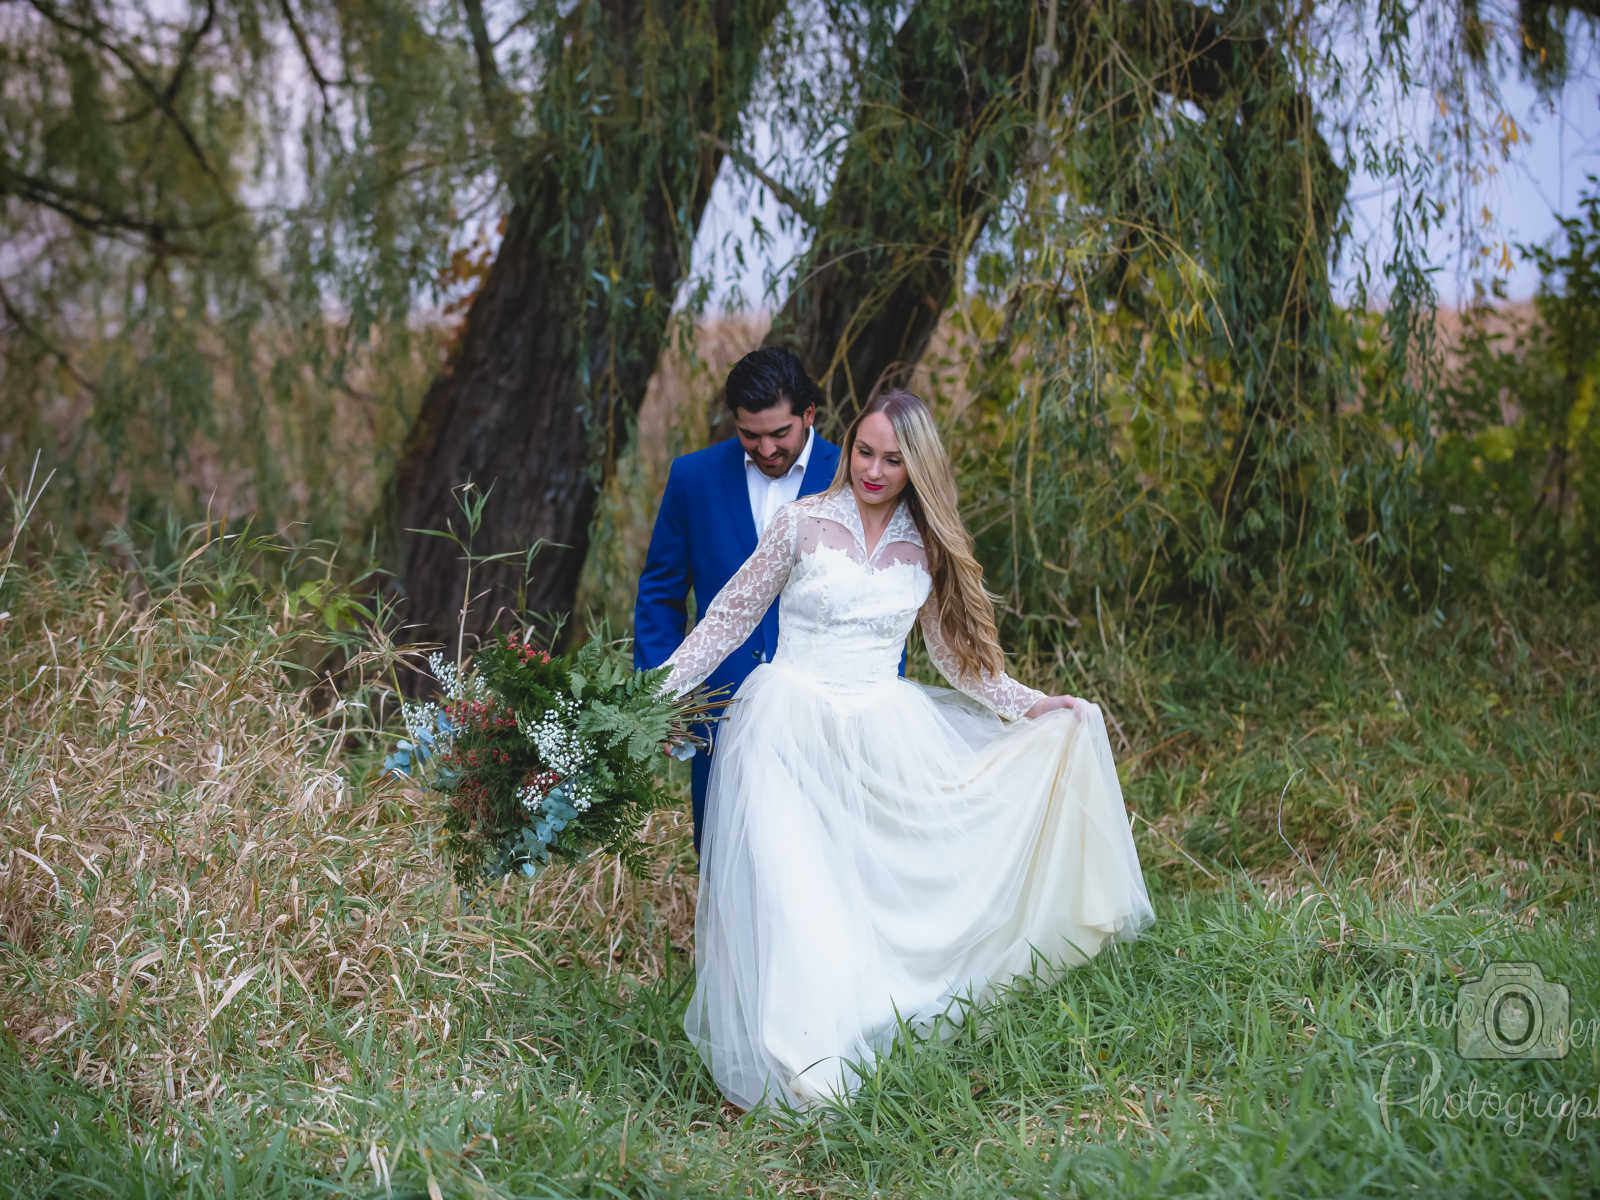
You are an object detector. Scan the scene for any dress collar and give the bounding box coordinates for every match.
[811,487,923,555]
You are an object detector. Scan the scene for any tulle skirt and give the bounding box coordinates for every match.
[683,662,1155,1111]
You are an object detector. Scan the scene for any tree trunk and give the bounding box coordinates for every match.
[384,0,781,652]
[765,0,1039,428]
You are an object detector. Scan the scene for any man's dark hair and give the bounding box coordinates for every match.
[723,347,822,416]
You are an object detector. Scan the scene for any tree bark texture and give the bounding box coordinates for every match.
[385,0,781,652]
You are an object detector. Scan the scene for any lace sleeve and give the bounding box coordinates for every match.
[918,595,1046,720]
[660,502,801,697]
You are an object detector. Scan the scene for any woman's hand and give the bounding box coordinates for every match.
[1025,694,1085,719]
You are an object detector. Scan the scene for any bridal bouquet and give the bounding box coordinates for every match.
[384,633,707,887]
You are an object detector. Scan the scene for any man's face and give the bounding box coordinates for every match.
[734,400,815,479]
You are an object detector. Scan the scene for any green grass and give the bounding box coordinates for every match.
[4,884,1593,1197]
[1,522,1595,1198]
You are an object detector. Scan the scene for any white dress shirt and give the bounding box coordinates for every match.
[744,426,815,537]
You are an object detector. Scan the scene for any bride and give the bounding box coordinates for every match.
[659,388,1154,1111]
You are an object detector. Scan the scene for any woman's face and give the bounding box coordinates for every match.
[849,411,909,511]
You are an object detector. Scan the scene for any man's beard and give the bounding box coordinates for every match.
[755,449,798,478]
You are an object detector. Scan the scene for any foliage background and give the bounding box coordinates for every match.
[3,1,1596,635]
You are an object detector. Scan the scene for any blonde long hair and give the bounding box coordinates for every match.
[828,389,1004,680]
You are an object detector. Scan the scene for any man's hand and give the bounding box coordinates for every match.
[661,723,697,760]
[1025,694,1086,719]
[663,738,697,761]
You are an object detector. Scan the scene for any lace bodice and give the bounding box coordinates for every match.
[661,490,1046,720]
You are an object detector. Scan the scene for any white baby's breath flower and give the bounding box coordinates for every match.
[515,699,601,813]
[425,652,492,703]
[519,698,593,778]
[401,699,441,743]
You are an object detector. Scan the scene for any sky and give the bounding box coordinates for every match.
[1341,48,1600,306]
[687,24,1600,315]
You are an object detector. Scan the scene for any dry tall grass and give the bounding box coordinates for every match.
[0,495,697,1159]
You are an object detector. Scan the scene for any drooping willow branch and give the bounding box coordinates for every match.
[23,0,224,183]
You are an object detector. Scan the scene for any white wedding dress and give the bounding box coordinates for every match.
[662,489,1154,1111]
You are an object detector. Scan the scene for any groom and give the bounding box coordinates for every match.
[634,347,839,852]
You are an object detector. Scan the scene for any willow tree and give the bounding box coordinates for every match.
[0,1,541,547]
[763,0,1341,431]
[753,0,1598,630]
[1,1,274,533]
[739,0,1349,632]
[0,0,786,644]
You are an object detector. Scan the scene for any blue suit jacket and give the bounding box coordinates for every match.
[633,434,841,850]
[634,433,841,688]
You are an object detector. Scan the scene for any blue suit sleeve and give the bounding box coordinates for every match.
[634,460,692,670]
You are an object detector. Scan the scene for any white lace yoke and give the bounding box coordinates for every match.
[661,490,1046,720]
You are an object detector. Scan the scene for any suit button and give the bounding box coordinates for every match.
[751,649,761,660]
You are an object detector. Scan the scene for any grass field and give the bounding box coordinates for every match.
[1,502,1596,1196]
